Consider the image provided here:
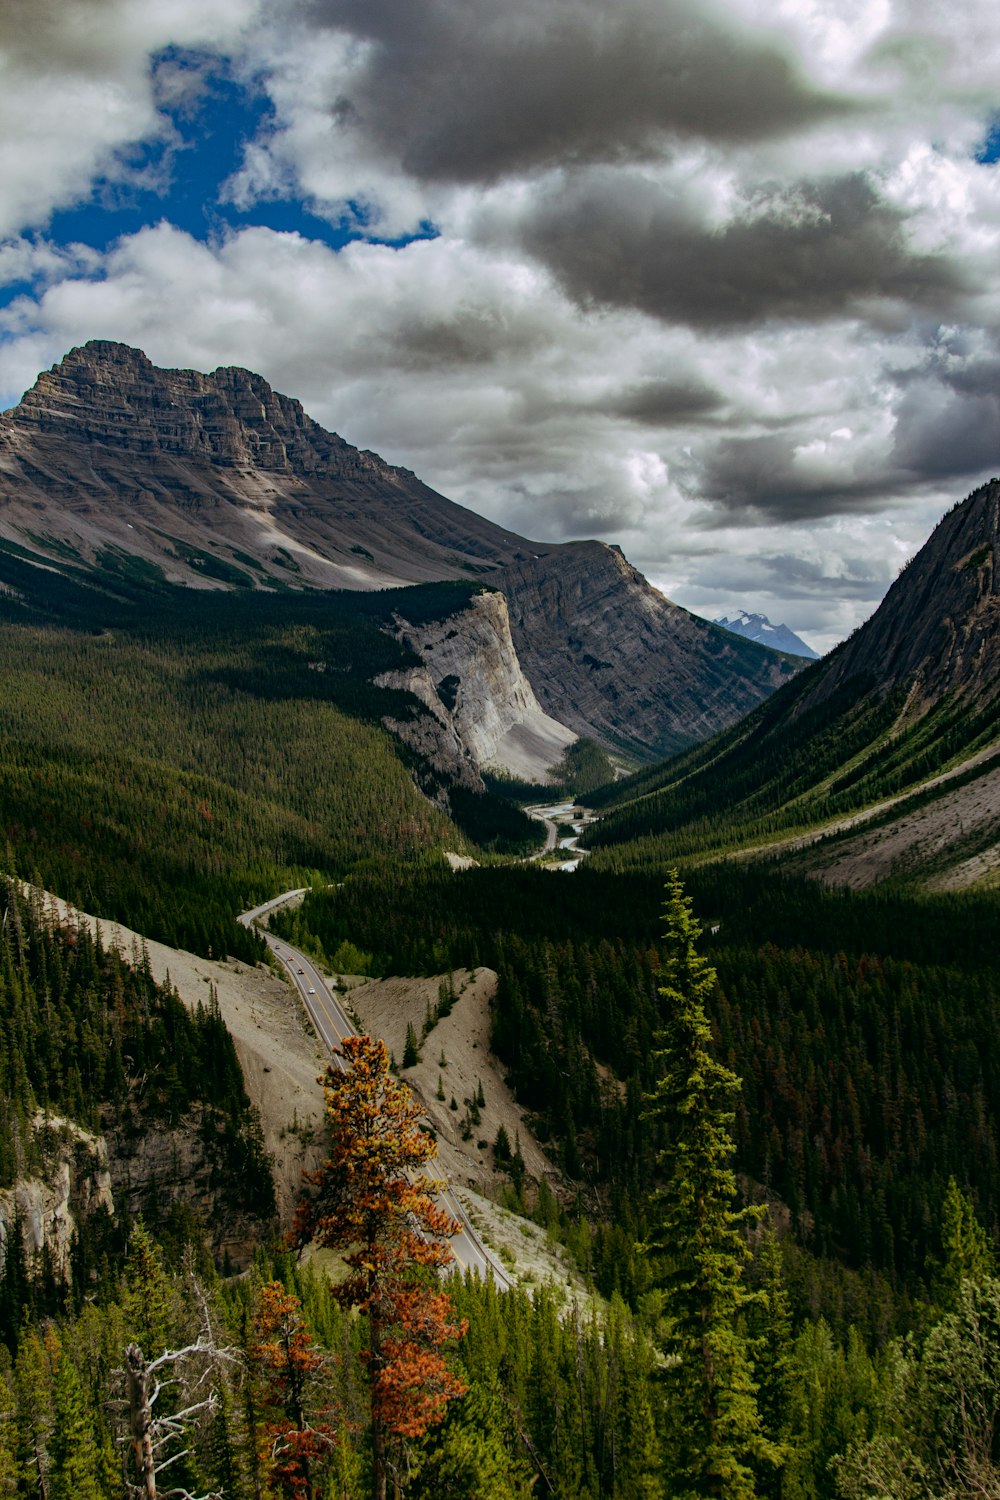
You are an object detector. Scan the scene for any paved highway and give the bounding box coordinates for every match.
[239,894,511,1286]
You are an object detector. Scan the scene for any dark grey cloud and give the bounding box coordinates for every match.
[500,480,643,538]
[0,0,120,70]
[388,308,548,369]
[693,431,903,521]
[304,0,852,183]
[891,371,1000,480]
[518,170,971,330]
[606,378,724,425]
[686,549,888,603]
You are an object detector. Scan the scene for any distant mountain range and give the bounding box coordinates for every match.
[590,478,1000,890]
[0,341,803,765]
[714,610,818,659]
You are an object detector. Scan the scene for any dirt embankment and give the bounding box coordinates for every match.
[343,967,553,1193]
[37,893,327,1224]
[36,890,579,1289]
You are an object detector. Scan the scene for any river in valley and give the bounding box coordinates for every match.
[525,801,599,870]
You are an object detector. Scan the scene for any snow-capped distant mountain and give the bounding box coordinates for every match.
[714,611,819,659]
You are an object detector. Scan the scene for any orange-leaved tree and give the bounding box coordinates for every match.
[251,1280,340,1500]
[291,1034,468,1500]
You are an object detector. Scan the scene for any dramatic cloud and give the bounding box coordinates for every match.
[513,169,972,330]
[301,0,851,185]
[3,0,1000,650]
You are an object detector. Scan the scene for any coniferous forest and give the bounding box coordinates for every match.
[2,544,1000,1496]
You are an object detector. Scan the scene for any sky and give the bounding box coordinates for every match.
[2,1,1000,651]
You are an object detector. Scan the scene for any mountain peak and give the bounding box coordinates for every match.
[9,339,363,478]
[0,340,804,760]
[804,477,1000,712]
[714,610,819,659]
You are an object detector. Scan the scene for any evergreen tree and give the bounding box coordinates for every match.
[930,1177,995,1313]
[406,1379,529,1499]
[0,1362,19,1500]
[121,1221,172,1356]
[251,1280,338,1500]
[48,1337,107,1500]
[13,1329,54,1500]
[644,872,775,1499]
[745,1229,792,1496]
[402,1024,420,1069]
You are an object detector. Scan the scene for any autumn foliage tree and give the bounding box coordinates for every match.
[291,1034,467,1500]
[251,1281,339,1500]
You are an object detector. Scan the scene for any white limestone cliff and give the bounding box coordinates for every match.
[376,590,576,785]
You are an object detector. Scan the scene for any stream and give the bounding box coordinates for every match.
[524,801,599,871]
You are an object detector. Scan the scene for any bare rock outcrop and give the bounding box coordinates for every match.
[0,1114,114,1285]
[378,591,576,784]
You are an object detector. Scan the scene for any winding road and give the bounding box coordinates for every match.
[525,801,596,869]
[238,893,511,1286]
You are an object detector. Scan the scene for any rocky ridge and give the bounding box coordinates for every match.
[593,478,1000,889]
[0,341,530,591]
[794,479,1000,719]
[1,341,804,762]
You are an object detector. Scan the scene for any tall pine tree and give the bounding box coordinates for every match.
[644,872,776,1499]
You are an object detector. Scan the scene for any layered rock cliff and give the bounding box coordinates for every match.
[0,341,530,590]
[377,590,576,785]
[500,542,802,759]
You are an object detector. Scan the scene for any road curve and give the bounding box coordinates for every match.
[239,894,511,1287]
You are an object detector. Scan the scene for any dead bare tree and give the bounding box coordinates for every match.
[113,1275,240,1500]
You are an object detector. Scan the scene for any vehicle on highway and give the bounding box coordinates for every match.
[308,987,317,994]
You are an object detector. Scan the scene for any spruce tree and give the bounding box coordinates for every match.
[931,1177,995,1312]
[48,1339,106,1500]
[644,872,774,1499]
[291,1034,468,1500]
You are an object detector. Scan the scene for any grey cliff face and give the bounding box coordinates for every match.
[378,591,576,786]
[499,542,801,759]
[0,1104,266,1284]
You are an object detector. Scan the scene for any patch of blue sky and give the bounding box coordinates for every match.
[975,115,1000,164]
[1,48,438,316]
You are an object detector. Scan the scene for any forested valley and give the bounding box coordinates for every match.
[2,542,1000,1496]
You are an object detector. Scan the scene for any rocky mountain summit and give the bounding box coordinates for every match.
[0,341,802,763]
[714,610,818,659]
[0,340,529,590]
